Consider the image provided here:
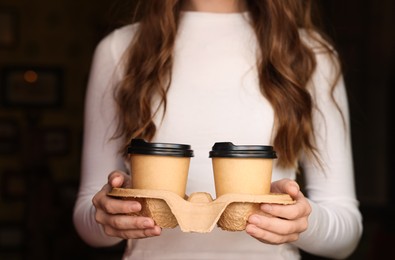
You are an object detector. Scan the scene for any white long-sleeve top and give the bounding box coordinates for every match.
[73,11,362,260]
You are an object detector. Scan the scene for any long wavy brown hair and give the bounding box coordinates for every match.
[113,0,341,168]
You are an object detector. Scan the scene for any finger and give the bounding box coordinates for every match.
[99,183,112,194]
[108,171,131,188]
[129,226,162,239]
[94,194,142,215]
[271,179,300,198]
[103,224,162,239]
[259,192,311,220]
[99,215,161,239]
[248,213,308,235]
[97,212,155,230]
[245,223,299,245]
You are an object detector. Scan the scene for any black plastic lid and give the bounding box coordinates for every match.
[128,139,194,157]
[209,142,277,158]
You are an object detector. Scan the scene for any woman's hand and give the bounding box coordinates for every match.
[92,171,162,239]
[246,178,311,244]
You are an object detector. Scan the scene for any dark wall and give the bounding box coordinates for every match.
[309,1,395,259]
[322,0,395,208]
[0,0,394,259]
[0,0,127,258]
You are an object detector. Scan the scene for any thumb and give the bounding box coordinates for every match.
[271,178,300,198]
[108,171,128,188]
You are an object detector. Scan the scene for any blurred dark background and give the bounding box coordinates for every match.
[0,0,394,259]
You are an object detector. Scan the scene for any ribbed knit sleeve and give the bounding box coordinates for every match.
[292,46,363,259]
[72,25,135,247]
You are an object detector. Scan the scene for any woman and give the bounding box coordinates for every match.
[73,0,363,259]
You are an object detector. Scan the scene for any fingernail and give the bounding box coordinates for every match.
[130,203,141,212]
[291,184,299,194]
[111,177,121,186]
[261,204,272,212]
[249,215,259,224]
[143,220,153,228]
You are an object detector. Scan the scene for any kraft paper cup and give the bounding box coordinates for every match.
[209,142,277,197]
[209,142,277,231]
[128,139,194,197]
[127,139,194,228]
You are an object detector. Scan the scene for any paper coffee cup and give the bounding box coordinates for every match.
[128,139,194,197]
[209,142,277,197]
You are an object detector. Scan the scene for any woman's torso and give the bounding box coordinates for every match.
[111,11,299,260]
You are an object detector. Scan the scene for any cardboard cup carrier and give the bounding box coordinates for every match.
[108,139,294,232]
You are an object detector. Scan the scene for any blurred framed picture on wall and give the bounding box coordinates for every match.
[0,169,27,201]
[0,223,26,251]
[0,118,19,155]
[0,66,63,108]
[42,127,71,156]
[0,8,17,48]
